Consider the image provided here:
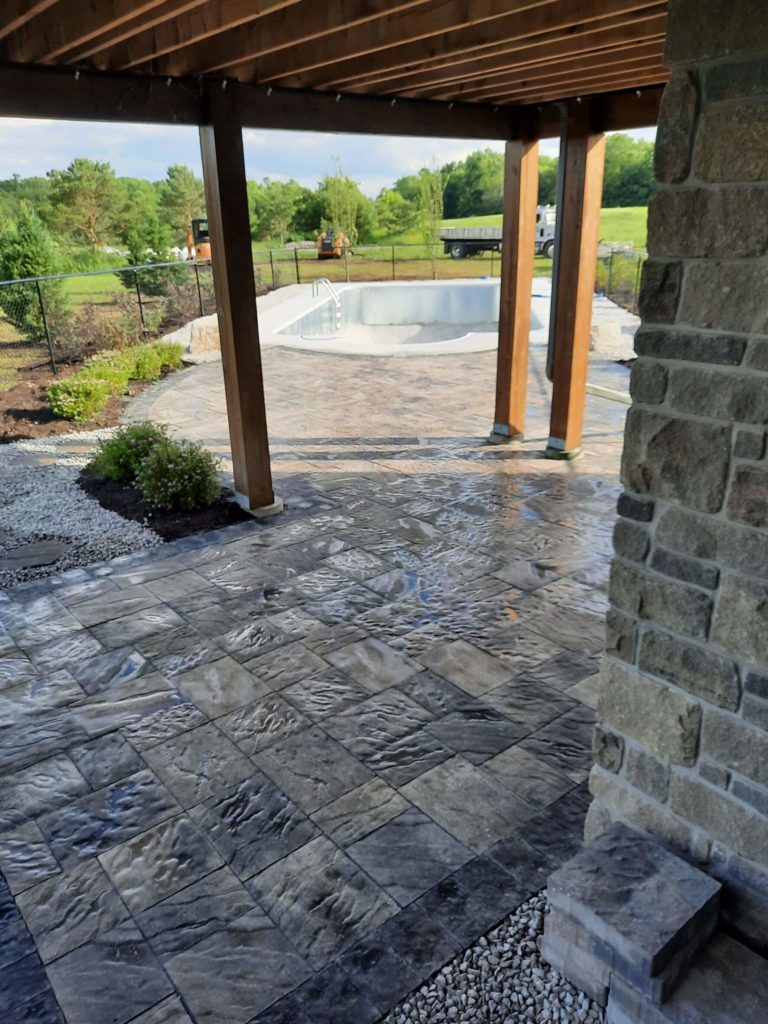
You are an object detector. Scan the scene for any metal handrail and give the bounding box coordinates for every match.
[311,277,342,327]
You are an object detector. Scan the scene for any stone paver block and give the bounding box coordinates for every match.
[547,822,720,981]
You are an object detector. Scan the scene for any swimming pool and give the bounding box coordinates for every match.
[272,279,548,356]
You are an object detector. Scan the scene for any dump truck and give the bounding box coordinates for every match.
[440,205,557,259]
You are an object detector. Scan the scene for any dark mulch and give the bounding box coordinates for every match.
[78,470,251,541]
[0,360,152,443]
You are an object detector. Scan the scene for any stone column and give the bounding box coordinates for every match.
[589,0,768,951]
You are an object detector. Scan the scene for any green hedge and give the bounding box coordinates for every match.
[48,341,184,422]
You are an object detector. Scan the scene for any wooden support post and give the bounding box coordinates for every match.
[199,80,280,515]
[491,138,539,443]
[546,108,605,459]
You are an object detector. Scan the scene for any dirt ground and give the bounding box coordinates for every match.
[0,359,156,443]
[78,470,250,541]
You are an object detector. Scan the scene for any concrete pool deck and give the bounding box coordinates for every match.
[0,283,628,1023]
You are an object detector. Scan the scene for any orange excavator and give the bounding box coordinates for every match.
[186,218,211,261]
[316,226,349,260]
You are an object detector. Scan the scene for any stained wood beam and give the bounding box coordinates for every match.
[0,64,663,136]
[158,0,433,77]
[430,41,665,102]
[1,0,172,63]
[0,0,59,43]
[547,107,606,459]
[347,8,666,94]
[492,139,539,445]
[199,78,278,515]
[487,69,668,106]
[260,0,662,89]
[57,0,210,66]
[86,0,303,71]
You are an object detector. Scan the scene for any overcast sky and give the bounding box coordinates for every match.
[0,117,655,196]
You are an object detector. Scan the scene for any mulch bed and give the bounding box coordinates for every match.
[0,360,153,443]
[78,470,251,541]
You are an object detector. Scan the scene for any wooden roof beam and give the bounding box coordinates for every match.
[0,1,59,43]
[484,68,669,106]
[56,0,211,66]
[0,63,663,137]
[154,0,435,77]
[253,0,667,90]
[1,0,175,63]
[366,11,667,96]
[218,0,561,82]
[80,0,304,71]
[430,41,665,103]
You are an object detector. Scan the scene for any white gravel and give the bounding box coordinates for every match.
[0,430,161,587]
[386,892,605,1024]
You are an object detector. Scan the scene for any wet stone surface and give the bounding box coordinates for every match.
[0,338,623,1021]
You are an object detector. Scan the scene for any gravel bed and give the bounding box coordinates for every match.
[386,892,604,1024]
[0,431,160,587]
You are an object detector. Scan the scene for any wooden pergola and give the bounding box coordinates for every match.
[0,0,668,511]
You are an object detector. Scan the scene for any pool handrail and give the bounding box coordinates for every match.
[311,278,342,328]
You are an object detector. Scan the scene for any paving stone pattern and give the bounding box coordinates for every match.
[0,339,624,1021]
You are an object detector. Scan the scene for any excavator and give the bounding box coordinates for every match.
[316,225,349,260]
[186,218,211,261]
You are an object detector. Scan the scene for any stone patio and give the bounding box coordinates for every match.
[0,324,627,1023]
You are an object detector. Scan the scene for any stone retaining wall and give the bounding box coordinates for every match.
[589,0,768,951]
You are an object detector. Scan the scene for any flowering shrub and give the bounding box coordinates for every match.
[91,422,169,484]
[135,438,220,511]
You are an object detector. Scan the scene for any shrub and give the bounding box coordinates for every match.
[91,421,169,483]
[47,340,185,420]
[135,437,220,511]
[47,378,112,421]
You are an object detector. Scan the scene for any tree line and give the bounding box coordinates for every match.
[0,132,654,284]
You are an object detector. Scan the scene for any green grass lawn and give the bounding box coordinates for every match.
[61,271,123,305]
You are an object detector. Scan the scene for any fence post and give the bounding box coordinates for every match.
[607,249,614,298]
[490,250,495,278]
[36,279,57,374]
[193,261,204,317]
[293,248,300,284]
[633,256,642,315]
[344,245,350,282]
[392,244,396,280]
[134,270,148,335]
[269,250,276,290]
[432,243,437,281]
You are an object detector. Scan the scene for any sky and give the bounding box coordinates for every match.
[0,117,655,196]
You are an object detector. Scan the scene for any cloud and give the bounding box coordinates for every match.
[0,117,655,193]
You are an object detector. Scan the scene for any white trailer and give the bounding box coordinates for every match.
[440,205,557,259]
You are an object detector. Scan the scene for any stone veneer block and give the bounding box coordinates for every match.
[606,932,768,1024]
[546,822,720,986]
[597,660,701,766]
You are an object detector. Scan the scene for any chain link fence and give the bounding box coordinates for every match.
[0,261,216,388]
[595,245,646,315]
[0,242,645,390]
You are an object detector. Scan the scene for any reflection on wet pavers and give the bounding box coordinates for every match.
[0,340,624,1021]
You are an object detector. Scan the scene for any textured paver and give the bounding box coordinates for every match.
[0,321,624,1022]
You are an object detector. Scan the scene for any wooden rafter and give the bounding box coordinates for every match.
[435,43,666,102]
[57,0,211,65]
[248,0,663,89]
[157,0,435,77]
[385,12,667,97]
[1,0,173,63]
[0,0,59,44]
[82,0,304,71]
[486,68,669,106]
